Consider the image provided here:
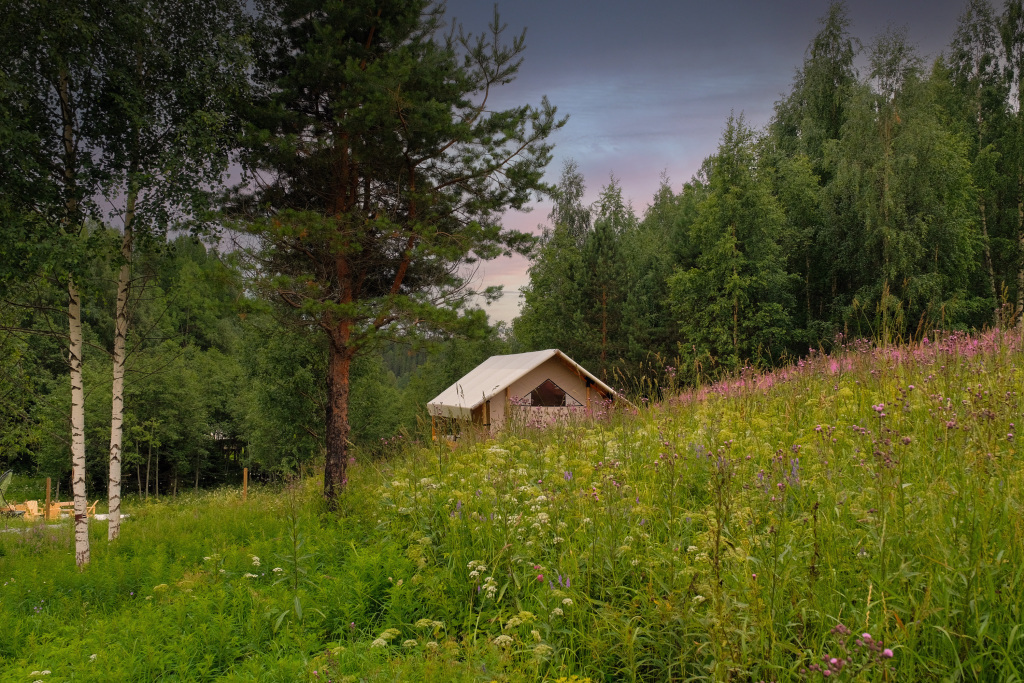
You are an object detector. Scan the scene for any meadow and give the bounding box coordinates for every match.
[0,329,1022,682]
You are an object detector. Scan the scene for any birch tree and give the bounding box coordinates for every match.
[94,0,250,540]
[0,0,105,567]
[1001,0,1024,324]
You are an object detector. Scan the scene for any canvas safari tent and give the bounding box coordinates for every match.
[426,349,619,437]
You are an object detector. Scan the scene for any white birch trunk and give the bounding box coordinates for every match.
[108,210,134,541]
[1017,172,1023,327]
[69,277,90,567]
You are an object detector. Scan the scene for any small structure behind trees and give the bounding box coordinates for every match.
[427,349,620,436]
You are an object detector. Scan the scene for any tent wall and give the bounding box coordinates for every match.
[508,357,591,409]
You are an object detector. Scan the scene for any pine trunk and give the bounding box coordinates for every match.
[108,217,133,540]
[324,340,351,507]
[68,277,90,568]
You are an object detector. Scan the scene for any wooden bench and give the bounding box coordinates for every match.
[45,500,98,521]
[3,499,98,521]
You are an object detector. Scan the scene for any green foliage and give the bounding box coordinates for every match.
[668,116,796,371]
[519,0,1023,381]
[823,35,977,335]
[518,170,640,382]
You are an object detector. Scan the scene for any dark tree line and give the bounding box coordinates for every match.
[518,0,1024,388]
[1,0,561,527]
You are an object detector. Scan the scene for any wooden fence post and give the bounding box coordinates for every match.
[44,478,51,522]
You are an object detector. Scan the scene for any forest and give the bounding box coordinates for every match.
[520,1,1024,387]
[2,0,1024,513]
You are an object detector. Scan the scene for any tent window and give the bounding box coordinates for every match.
[529,379,582,407]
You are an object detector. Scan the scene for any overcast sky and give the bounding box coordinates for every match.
[441,0,973,323]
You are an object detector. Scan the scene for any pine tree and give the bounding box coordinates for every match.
[232,1,564,505]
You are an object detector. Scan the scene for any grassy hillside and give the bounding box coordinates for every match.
[1,330,1022,681]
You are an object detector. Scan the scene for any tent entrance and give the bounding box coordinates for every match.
[529,379,583,407]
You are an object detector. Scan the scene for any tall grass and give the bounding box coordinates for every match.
[0,329,1021,681]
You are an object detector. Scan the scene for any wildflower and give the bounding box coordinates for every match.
[370,638,387,648]
[551,607,563,617]
[415,618,434,629]
[402,639,417,648]
[243,573,258,578]
[533,643,553,657]
[251,556,260,567]
[89,654,97,662]
[882,648,894,658]
[686,546,698,553]
[272,567,283,573]
[692,595,706,604]
[536,574,544,582]
[426,641,439,651]
[562,598,573,606]
[531,629,541,642]
[493,635,513,647]
[203,556,211,561]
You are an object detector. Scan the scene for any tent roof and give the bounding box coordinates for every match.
[427,349,617,419]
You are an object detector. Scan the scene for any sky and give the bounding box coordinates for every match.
[441,0,973,323]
